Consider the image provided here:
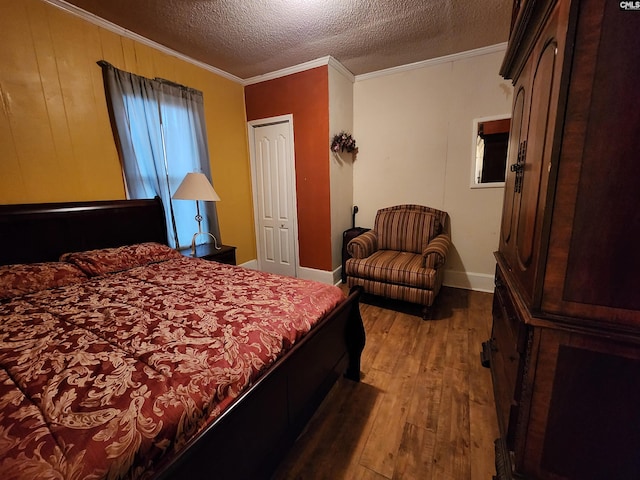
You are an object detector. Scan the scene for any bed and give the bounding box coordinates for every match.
[0,198,365,479]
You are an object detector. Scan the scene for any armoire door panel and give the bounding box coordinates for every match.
[562,6,640,312]
[501,85,527,250]
[542,0,640,325]
[516,39,557,272]
[541,346,640,479]
[510,1,566,303]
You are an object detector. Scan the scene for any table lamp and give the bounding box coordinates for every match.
[173,172,221,255]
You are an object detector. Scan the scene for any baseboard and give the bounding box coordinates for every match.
[297,265,339,285]
[443,270,495,293]
[242,260,338,285]
[243,262,495,292]
[239,259,258,270]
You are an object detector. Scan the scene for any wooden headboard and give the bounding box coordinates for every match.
[0,198,168,265]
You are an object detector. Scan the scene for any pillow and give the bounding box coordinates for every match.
[60,242,182,277]
[0,262,88,300]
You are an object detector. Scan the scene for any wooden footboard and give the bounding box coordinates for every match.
[153,286,365,479]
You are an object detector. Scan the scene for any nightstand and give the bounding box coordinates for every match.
[178,243,237,265]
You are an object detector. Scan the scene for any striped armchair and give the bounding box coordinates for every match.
[345,205,450,311]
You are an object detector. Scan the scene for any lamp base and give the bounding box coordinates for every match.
[190,232,222,255]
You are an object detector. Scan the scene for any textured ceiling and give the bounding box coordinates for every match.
[62,0,512,80]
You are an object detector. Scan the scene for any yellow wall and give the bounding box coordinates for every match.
[0,0,256,263]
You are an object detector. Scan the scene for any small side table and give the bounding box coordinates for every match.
[178,243,237,265]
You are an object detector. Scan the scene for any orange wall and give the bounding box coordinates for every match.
[245,67,331,271]
[0,0,257,264]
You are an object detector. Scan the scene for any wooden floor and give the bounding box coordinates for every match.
[272,286,499,480]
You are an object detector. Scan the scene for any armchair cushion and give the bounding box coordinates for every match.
[376,207,439,253]
[345,250,437,289]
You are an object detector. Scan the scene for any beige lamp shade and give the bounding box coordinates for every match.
[173,172,221,201]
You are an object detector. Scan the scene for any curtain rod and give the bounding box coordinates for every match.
[96,60,200,94]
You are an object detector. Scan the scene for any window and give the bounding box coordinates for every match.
[99,61,220,248]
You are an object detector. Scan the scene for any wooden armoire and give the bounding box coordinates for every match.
[487,0,640,478]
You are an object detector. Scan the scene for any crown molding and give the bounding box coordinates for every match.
[42,0,243,85]
[41,1,506,87]
[354,42,509,82]
[327,56,355,83]
[243,56,354,86]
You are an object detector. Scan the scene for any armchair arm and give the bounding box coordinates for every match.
[422,234,451,269]
[347,231,378,259]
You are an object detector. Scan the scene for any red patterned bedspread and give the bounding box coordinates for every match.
[0,256,344,479]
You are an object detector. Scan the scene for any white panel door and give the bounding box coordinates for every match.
[251,119,298,277]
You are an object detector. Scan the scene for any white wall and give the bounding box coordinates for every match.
[353,47,513,292]
[328,61,355,282]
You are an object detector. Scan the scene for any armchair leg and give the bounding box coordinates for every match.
[421,305,433,321]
